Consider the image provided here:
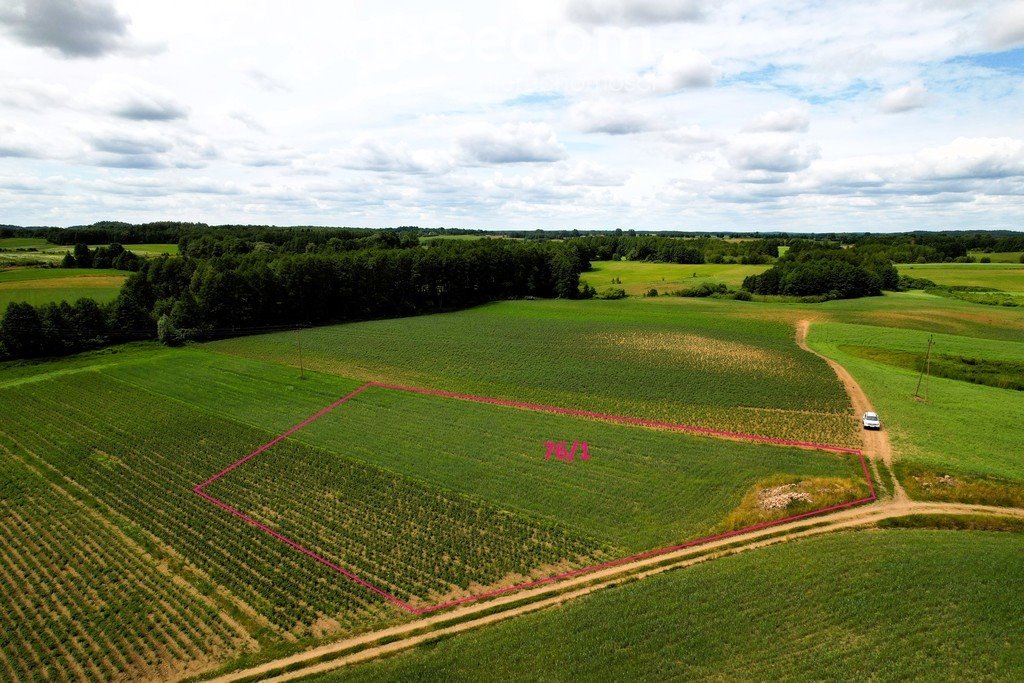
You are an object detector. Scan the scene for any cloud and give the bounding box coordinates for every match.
[879,82,928,113]
[339,136,453,174]
[0,78,69,110]
[0,123,48,157]
[246,68,291,93]
[569,100,661,135]
[111,93,188,121]
[746,107,810,133]
[914,137,1024,180]
[0,0,135,58]
[230,112,267,133]
[985,4,1024,50]
[725,134,820,173]
[457,123,566,164]
[643,49,717,91]
[89,131,171,156]
[567,0,705,26]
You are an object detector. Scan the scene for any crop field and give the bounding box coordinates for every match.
[0,335,869,645]
[967,251,1023,263]
[897,262,1024,292]
[320,530,1024,682]
[809,322,1024,501]
[0,268,127,307]
[208,299,858,447]
[0,449,247,682]
[584,261,768,295]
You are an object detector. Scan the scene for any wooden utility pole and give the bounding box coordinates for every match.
[914,334,934,400]
[296,327,305,380]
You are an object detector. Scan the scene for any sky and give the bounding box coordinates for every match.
[1,0,1023,231]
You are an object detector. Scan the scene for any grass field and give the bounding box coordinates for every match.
[0,267,127,308]
[809,322,1024,500]
[0,237,51,249]
[318,530,1024,682]
[897,262,1024,292]
[0,240,178,267]
[968,251,1023,263]
[207,299,857,446]
[584,261,768,295]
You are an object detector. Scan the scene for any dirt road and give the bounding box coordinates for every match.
[796,320,908,500]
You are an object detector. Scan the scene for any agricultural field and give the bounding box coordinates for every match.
[2,287,1022,680]
[207,299,857,447]
[0,267,127,308]
[320,530,1024,682]
[584,260,768,295]
[0,240,178,266]
[967,251,1023,263]
[897,262,1024,292]
[0,448,248,681]
[808,322,1024,505]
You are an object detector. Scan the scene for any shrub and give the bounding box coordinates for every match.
[597,287,627,300]
[979,256,991,263]
[644,288,659,297]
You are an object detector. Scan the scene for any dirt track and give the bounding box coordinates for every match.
[206,321,1016,682]
[796,320,908,501]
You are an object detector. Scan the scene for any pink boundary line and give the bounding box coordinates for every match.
[194,382,876,616]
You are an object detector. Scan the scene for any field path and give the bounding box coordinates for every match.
[796,320,907,501]
[205,499,1024,683]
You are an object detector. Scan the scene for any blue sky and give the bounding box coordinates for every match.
[1,0,1023,231]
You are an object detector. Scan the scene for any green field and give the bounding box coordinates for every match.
[968,251,1023,263]
[0,237,50,249]
[0,337,863,644]
[0,267,127,308]
[897,262,1024,292]
[809,322,1024,501]
[319,530,1024,682]
[584,260,768,295]
[0,445,246,680]
[2,289,1022,680]
[207,299,856,446]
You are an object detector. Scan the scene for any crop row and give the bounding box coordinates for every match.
[207,435,608,604]
[0,453,243,682]
[0,373,602,636]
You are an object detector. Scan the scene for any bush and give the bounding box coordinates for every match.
[644,288,659,297]
[979,256,991,263]
[731,290,752,301]
[597,287,627,300]
[673,282,728,298]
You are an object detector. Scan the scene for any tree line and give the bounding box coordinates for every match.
[0,238,586,360]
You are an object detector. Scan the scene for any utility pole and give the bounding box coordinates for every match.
[914,334,934,401]
[296,327,304,380]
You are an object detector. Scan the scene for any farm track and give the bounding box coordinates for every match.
[795,320,908,501]
[203,320,1020,682]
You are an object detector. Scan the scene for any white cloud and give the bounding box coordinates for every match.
[985,3,1024,50]
[0,78,70,111]
[745,107,810,133]
[339,136,453,174]
[879,81,928,113]
[725,134,820,173]
[246,68,291,93]
[914,137,1024,180]
[567,0,705,26]
[457,123,566,164]
[643,49,717,91]
[90,80,189,121]
[570,100,661,134]
[0,0,148,58]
